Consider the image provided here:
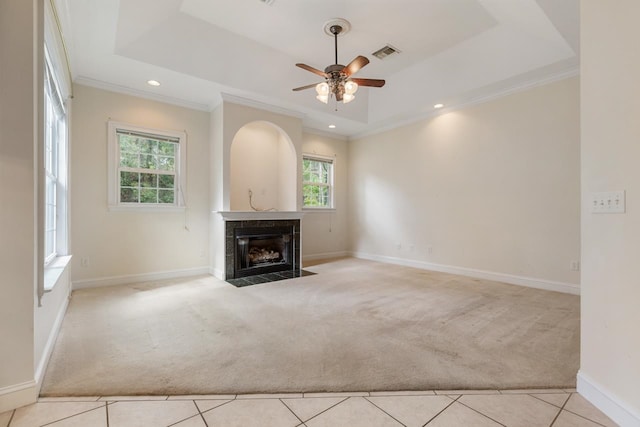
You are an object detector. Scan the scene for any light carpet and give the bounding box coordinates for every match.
[40,258,580,396]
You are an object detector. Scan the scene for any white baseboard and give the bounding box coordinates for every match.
[0,381,37,413]
[577,371,640,427]
[303,251,350,262]
[350,252,580,295]
[210,267,224,280]
[34,293,70,389]
[72,267,211,290]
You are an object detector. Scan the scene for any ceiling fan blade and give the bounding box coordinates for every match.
[292,82,321,91]
[296,63,328,78]
[350,77,386,88]
[343,56,370,77]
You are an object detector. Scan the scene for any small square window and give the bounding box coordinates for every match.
[108,122,186,211]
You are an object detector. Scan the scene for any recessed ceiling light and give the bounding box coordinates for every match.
[328,124,336,129]
[147,80,161,87]
[434,103,444,109]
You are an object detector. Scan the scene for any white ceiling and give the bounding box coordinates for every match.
[54,0,579,137]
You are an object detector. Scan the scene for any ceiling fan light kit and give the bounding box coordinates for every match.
[293,18,385,106]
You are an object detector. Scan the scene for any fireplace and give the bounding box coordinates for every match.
[235,227,293,277]
[224,218,301,280]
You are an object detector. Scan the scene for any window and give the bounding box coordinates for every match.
[41,1,72,299]
[108,122,186,210]
[44,50,68,265]
[302,155,334,208]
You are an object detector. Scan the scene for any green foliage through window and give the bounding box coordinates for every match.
[117,131,178,204]
[303,157,333,208]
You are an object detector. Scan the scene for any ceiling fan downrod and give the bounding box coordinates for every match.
[330,25,342,65]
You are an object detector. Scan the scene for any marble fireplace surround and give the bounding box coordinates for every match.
[218,211,304,280]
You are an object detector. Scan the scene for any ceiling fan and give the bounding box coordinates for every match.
[293,19,385,105]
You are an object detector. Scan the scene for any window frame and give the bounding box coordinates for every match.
[43,47,68,267]
[302,154,335,210]
[107,121,187,212]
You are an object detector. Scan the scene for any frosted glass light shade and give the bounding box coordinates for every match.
[344,80,358,95]
[316,82,329,104]
[315,82,330,104]
[316,82,329,95]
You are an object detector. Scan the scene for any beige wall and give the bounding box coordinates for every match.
[230,121,296,211]
[34,269,71,388]
[0,0,38,410]
[0,0,69,411]
[70,85,210,283]
[209,106,224,277]
[580,1,640,423]
[301,132,349,259]
[221,102,303,212]
[349,77,580,287]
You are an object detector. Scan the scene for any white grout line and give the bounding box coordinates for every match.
[167,395,236,400]
[369,390,436,396]
[435,390,500,395]
[237,393,304,399]
[303,392,370,398]
[499,389,568,394]
[98,395,169,401]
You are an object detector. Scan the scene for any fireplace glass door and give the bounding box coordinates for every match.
[234,227,294,277]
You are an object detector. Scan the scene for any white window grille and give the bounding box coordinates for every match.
[108,122,186,210]
[302,155,334,208]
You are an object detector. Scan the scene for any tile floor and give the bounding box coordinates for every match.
[0,389,618,427]
[226,269,315,287]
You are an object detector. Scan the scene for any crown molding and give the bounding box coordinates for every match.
[74,77,212,112]
[76,65,579,141]
[350,66,580,141]
[221,92,306,119]
[302,126,349,141]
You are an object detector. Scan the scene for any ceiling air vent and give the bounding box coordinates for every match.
[259,0,275,5]
[372,44,400,60]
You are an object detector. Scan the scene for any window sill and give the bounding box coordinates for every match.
[302,207,336,212]
[108,205,186,213]
[44,255,72,292]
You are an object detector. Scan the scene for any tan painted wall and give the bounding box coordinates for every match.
[349,77,580,286]
[209,106,225,277]
[301,132,349,259]
[0,0,38,410]
[221,102,303,212]
[580,1,640,421]
[230,121,296,211]
[1,0,74,412]
[70,85,210,282]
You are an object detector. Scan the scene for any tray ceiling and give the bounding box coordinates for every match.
[55,0,579,137]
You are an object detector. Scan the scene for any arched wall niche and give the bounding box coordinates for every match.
[229,120,297,211]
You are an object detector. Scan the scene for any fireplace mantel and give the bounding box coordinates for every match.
[216,211,305,221]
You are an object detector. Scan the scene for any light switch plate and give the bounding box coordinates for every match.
[591,191,625,214]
